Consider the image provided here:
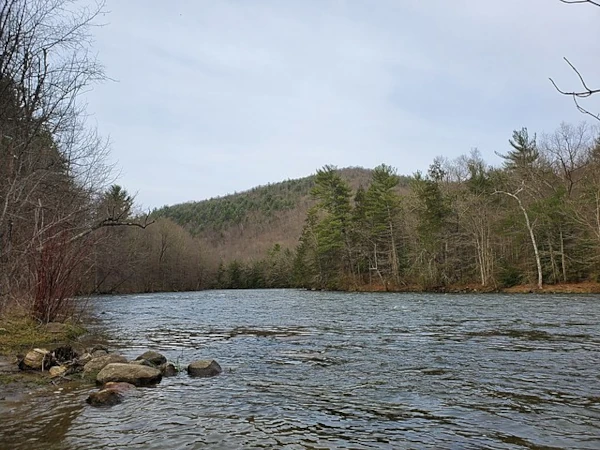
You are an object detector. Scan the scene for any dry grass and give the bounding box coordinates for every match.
[350,281,600,294]
[0,315,86,357]
[502,282,600,294]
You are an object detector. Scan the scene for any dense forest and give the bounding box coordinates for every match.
[90,122,600,293]
[1,0,599,324]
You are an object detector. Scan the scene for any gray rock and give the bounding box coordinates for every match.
[187,360,222,378]
[90,345,109,358]
[78,353,93,365]
[135,351,166,366]
[96,363,162,386]
[159,362,178,377]
[83,354,128,376]
[91,344,109,353]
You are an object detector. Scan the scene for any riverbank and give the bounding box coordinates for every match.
[351,281,600,294]
[0,315,89,391]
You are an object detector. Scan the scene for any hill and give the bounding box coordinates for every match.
[153,167,410,262]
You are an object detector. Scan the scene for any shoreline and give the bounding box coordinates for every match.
[347,281,600,295]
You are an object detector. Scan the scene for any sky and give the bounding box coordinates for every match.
[83,0,600,209]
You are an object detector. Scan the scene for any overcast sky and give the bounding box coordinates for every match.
[84,0,600,209]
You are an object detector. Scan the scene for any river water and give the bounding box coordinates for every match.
[1,290,599,449]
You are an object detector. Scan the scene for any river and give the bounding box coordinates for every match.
[1,289,599,449]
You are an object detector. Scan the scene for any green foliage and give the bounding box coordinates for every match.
[153,177,316,234]
[498,263,523,288]
[500,127,539,170]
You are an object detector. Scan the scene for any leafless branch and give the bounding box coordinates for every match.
[559,0,600,7]
[550,58,600,121]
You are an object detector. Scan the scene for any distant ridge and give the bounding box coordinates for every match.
[152,167,409,262]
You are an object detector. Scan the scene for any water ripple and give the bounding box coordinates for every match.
[1,290,599,449]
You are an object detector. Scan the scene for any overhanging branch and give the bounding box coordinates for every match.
[550,58,600,121]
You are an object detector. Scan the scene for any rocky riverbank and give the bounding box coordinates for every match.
[0,318,222,408]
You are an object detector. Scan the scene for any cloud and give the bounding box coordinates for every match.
[84,0,600,208]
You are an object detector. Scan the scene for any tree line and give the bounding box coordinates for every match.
[294,124,600,291]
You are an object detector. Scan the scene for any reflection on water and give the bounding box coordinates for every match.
[1,290,600,449]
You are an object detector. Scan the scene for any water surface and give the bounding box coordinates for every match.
[1,290,599,449]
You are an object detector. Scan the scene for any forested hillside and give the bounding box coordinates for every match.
[152,168,410,263]
[93,121,600,294]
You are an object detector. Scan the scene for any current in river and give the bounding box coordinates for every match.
[1,289,599,449]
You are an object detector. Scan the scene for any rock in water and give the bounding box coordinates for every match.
[19,348,53,371]
[96,363,162,386]
[187,360,222,377]
[129,359,155,368]
[90,344,109,358]
[87,389,122,406]
[159,362,178,377]
[86,382,136,407]
[135,351,167,366]
[83,354,128,376]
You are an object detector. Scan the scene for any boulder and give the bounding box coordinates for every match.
[86,389,123,406]
[19,348,53,371]
[159,362,178,377]
[129,359,155,368]
[85,382,136,407]
[83,354,128,376]
[96,363,162,386]
[78,353,93,365]
[90,344,109,358]
[49,365,68,378]
[135,351,166,366]
[187,360,222,378]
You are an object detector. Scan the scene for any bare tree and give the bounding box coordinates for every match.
[551,1,599,121]
[0,1,155,320]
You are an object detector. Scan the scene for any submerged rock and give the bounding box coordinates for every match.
[135,351,166,366]
[86,383,135,407]
[159,362,178,377]
[86,388,123,406]
[19,348,53,371]
[187,360,222,378]
[83,354,128,376]
[96,363,162,386]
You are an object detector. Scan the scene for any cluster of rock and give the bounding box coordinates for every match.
[18,344,92,377]
[18,345,222,407]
